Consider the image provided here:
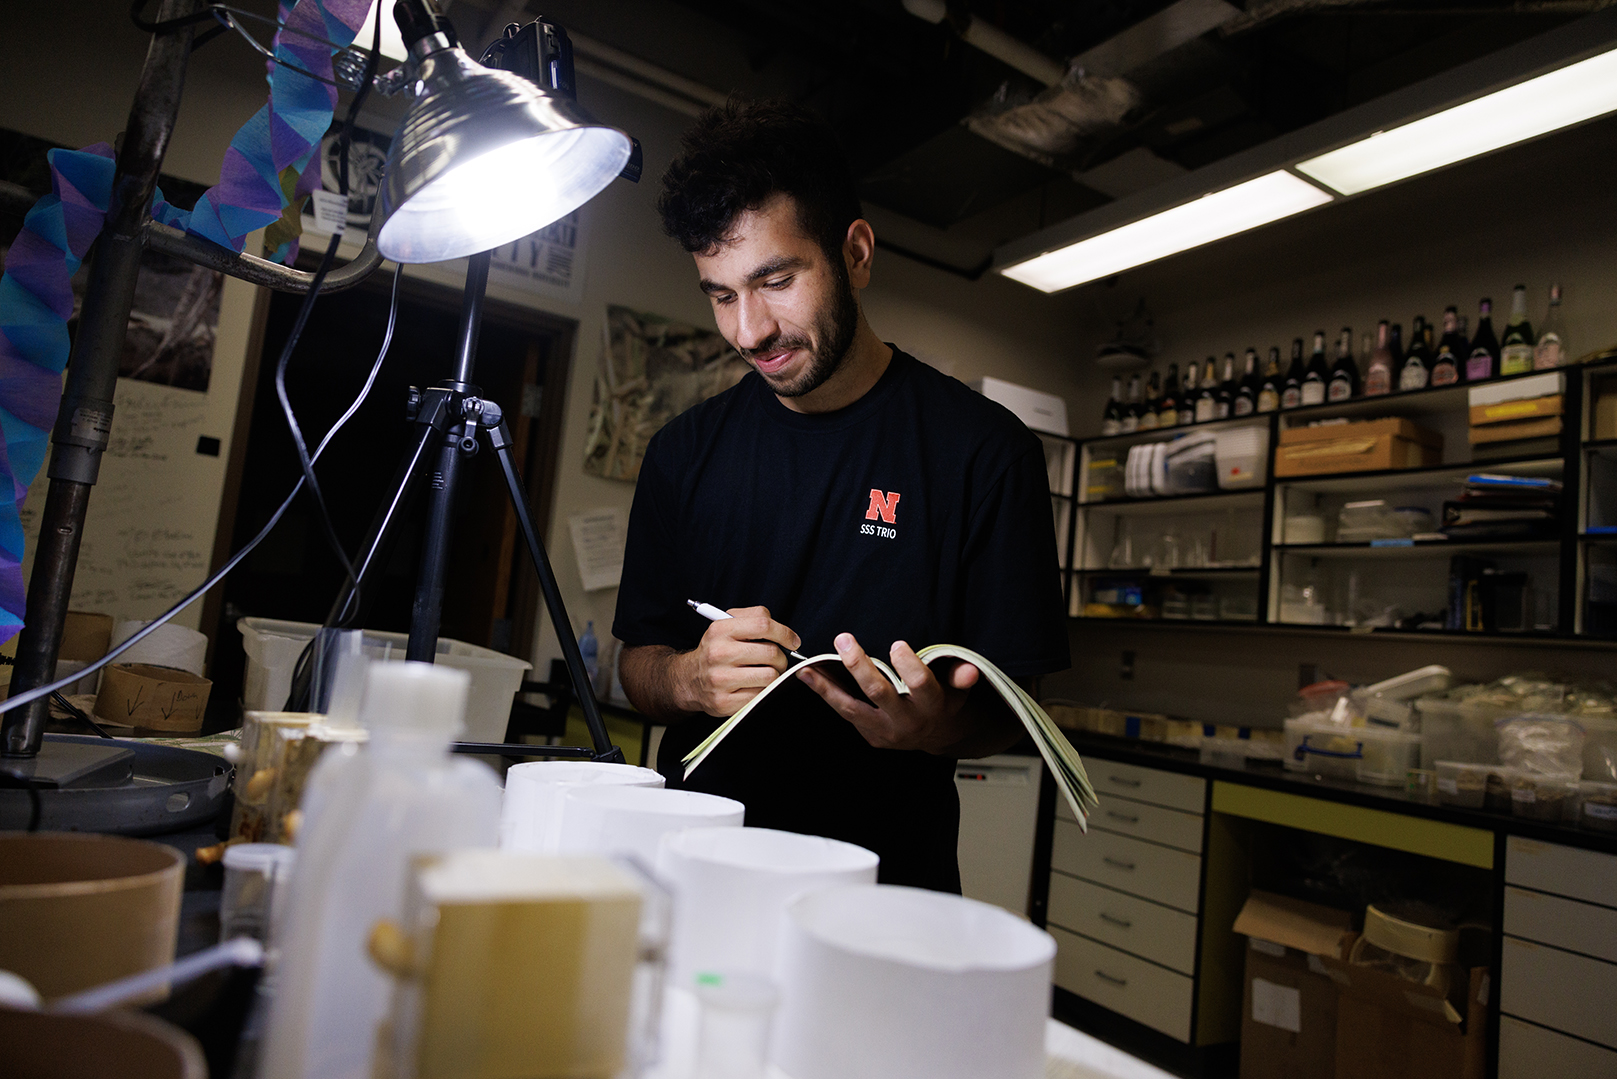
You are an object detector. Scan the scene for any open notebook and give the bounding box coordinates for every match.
[681,645,1099,829]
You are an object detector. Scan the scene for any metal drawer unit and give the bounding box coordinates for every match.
[1498,837,1617,1075]
[1048,760,1208,1044]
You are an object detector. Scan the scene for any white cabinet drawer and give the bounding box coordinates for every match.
[1501,936,1617,1050]
[1506,836,1617,907]
[1048,872,1199,975]
[1051,819,1202,914]
[1505,886,1617,964]
[1050,924,1194,1042]
[1499,1016,1617,1079]
[1078,760,1206,815]
[1089,797,1203,854]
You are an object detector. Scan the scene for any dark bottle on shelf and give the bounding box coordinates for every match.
[1431,307,1463,386]
[1281,338,1306,409]
[1120,374,1142,433]
[1102,375,1124,436]
[1300,331,1330,406]
[1327,327,1358,401]
[1387,322,1406,385]
[1140,370,1161,430]
[1365,320,1394,396]
[1234,348,1259,416]
[1158,363,1181,428]
[1499,284,1535,376]
[1195,357,1219,423]
[1179,362,1198,426]
[1215,353,1236,419]
[1466,298,1499,381]
[1257,347,1283,413]
[1399,314,1433,391]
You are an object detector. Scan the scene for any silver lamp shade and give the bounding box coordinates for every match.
[375,40,633,264]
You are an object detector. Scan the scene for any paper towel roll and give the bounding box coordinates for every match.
[109,620,208,678]
[656,827,878,986]
[773,884,1054,1079]
[558,786,744,864]
[499,761,663,852]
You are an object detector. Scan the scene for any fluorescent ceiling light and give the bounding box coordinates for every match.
[1297,45,1617,195]
[999,171,1332,293]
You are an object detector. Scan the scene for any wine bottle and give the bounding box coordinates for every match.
[1215,353,1236,419]
[1466,299,1499,381]
[1365,320,1393,396]
[1235,349,1259,416]
[1121,374,1142,433]
[1399,315,1432,391]
[1300,331,1330,406]
[1158,363,1180,428]
[1179,361,1198,426]
[1431,307,1462,386]
[1499,285,1535,376]
[1327,327,1358,401]
[1534,284,1566,369]
[1194,357,1218,423]
[1140,371,1161,430]
[1279,338,1304,409]
[1101,375,1124,436]
[1257,347,1283,413]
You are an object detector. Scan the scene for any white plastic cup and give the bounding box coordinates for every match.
[219,843,295,943]
[558,786,744,864]
[692,969,778,1079]
[499,761,663,852]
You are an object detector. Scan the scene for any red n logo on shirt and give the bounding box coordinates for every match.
[865,489,901,524]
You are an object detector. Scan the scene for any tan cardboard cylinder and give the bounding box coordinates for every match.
[0,833,185,1002]
[93,663,213,733]
[0,1006,207,1079]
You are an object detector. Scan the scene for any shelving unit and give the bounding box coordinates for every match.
[1069,358,1617,643]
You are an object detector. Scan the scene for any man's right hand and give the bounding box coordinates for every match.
[620,607,802,721]
[673,606,802,717]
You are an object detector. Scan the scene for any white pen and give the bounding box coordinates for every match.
[687,599,811,663]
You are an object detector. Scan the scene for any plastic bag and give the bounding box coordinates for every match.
[1497,714,1586,777]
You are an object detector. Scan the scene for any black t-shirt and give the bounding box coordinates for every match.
[612,348,1069,891]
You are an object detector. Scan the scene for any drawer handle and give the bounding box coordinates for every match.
[1102,856,1137,871]
[1098,912,1133,929]
[1094,970,1128,987]
[1106,810,1141,824]
[1107,775,1143,788]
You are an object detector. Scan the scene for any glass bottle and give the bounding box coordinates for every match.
[1430,307,1462,386]
[1102,375,1124,436]
[1327,327,1358,402]
[1499,284,1535,376]
[1140,371,1161,430]
[1178,361,1198,426]
[1399,315,1432,391]
[1365,320,1393,396]
[1120,374,1141,433]
[1215,353,1236,420]
[1257,347,1282,413]
[1234,348,1259,416]
[1157,363,1180,428]
[1466,299,1499,381]
[1281,338,1306,409]
[1300,331,1329,406]
[1533,284,1566,370]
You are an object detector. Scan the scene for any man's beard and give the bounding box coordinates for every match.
[741,265,859,399]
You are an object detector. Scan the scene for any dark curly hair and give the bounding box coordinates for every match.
[658,99,863,266]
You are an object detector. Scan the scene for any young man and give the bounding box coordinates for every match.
[612,100,1067,892]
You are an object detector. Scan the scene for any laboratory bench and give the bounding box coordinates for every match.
[1039,730,1617,1079]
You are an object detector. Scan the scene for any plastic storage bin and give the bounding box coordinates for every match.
[1214,426,1269,489]
[238,618,530,743]
[1414,697,1505,769]
[1434,761,1491,809]
[1356,728,1423,787]
[1576,781,1617,833]
[1509,772,1580,822]
[1284,719,1365,779]
[1163,431,1219,495]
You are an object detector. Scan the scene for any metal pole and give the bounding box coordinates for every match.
[3,0,201,758]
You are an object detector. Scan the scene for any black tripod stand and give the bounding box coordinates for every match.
[317,249,621,762]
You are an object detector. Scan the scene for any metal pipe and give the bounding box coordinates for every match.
[3,0,202,758]
[143,219,386,294]
[450,250,489,386]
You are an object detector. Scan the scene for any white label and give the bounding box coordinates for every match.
[1252,978,1302,1033]
[1438,777,1459,794]
[1300,382,1325,406]
[1250,938,1287,957]
[1511,787,1536,804]
[1586,802,1617,821]
[309,189,349,234]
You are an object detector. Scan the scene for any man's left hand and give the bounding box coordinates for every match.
[796,633,981,753]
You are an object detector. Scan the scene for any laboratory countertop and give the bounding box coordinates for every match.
[1058,729,1617,857]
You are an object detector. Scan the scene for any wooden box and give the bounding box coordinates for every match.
[1275,418,1443,478]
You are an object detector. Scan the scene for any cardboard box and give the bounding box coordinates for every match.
[1233,891,1355,1079]
[1326,954,1487,1079]
[93,663,212,734]
[1467,415,1563,445]
[1276,418,1443,478]
[1467,371,1563,407]
[1594,379,1617,441]
[1468,394,1562,426]
[59,611,114,663]
[969,376,1069,435]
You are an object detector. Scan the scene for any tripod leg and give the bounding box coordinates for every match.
[486,419,622,762]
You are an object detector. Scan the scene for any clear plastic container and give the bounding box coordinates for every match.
[1434,761,1491,809]
[220,843,294,943]
[1510,772,1580,822]
[1356,727,1423,787]
[1284,718,1364,779]
[1484,766,1517,812]
[1414,697,1504,769]
[1576,781,1617,833]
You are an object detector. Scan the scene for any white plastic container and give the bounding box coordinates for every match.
[1215,425,1270,489]
[772,884,1054,1079]
[1283,718,1365,779]
[558,786,744,864]
[1356,728,1424,787]
[258,661,502,1079]
[499,760,664,853]
[656,827,878,986]
[1434,761,1491,809]
[219,843,294,943]
[238,617,530,742]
